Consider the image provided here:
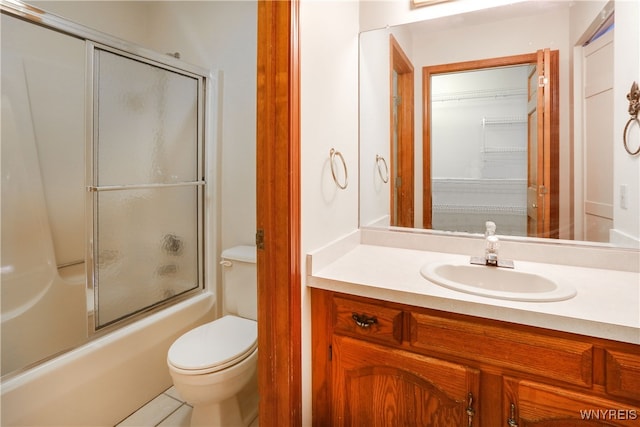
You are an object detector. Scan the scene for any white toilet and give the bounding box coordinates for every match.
[167,246,258,427]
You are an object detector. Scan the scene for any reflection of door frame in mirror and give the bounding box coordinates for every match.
[389,35,414,227]
[531,48,560,239]
[422,50,559,237]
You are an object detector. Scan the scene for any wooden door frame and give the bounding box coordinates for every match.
[389,35,415,228]
[256,1,301,425]
[422,52,558,236]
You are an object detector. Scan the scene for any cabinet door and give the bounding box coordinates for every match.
[332,335,479,426]
[504,377,640,426]
[605,349,640,402]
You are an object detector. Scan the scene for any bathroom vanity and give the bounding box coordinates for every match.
[308,229,640,426]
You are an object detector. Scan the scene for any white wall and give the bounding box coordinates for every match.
[359,24,416,228]
[31,1,153,45]
[300,1,360,424]
[612,0,640,247]
[359,0,528,31]
[359,27,393,227]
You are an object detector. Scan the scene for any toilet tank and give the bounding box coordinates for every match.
[220,245,257,320]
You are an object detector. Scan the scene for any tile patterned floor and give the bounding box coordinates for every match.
[115,387,259,427]
[115,387,192,427]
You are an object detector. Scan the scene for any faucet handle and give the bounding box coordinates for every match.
[485,221,496,236]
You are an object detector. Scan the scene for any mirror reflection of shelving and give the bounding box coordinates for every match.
[431,65,529,235]
[481,114,527,179]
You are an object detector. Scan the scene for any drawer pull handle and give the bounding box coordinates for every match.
[507,403,518,427]
[352,313,377,328]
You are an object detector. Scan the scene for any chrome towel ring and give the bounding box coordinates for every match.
[330,148,348,189]
[623,81,640,156]
[375,154,389,183]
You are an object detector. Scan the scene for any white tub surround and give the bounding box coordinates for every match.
[1,292,215,427]
[307,229,640,345]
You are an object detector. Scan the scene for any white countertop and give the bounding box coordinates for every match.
[307,241,640,345]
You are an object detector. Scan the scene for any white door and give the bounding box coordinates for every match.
[583,30,614,242]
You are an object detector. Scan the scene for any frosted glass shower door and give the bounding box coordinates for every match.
[92,48,204,328]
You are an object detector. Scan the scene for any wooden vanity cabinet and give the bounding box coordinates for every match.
[331,335,479,426]
[503,377,639,426]
[311,289,640,427]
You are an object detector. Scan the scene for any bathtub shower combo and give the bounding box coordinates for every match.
[1,3,211,382]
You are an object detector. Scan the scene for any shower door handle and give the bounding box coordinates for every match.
[87,181,205,192]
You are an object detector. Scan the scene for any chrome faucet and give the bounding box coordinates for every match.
[470,221,514,268]
[485,235,500,266]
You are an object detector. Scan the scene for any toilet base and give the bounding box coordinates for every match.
[184,368,259,427]
[189,383,258,427]
[190,396,242,427]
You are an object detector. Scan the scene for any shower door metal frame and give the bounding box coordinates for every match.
[85,41,209,333]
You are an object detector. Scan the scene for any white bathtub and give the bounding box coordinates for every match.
[1,264,87,376]
[1,292,216,426]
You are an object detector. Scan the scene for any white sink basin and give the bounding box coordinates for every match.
[420,261,576,302]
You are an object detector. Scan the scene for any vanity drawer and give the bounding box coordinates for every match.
[606,349,640,401]
[409,311,594,388]
[332,296,403,345]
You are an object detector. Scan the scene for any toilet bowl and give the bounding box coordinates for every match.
[167,246,258,427]
[168,315,258,427]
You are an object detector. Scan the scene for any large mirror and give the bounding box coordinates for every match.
[359,0,640,249]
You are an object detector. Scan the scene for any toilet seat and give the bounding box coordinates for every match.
[168,315,257,375]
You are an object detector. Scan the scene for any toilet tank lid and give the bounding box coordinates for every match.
[221,245,256,263]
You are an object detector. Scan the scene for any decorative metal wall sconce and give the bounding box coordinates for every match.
[623,81,640,156]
